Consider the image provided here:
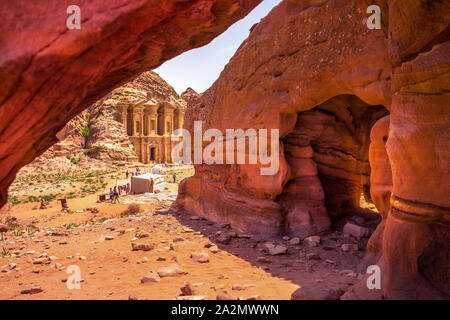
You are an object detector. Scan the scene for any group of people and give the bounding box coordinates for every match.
[107,168,176,204]
[126,167,147,179]
[109,183,130,204]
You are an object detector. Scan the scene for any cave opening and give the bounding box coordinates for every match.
[279,94,389,238]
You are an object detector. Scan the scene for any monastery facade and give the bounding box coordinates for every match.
[116,102,184,164]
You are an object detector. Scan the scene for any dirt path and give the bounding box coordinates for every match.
[1,178,368,300]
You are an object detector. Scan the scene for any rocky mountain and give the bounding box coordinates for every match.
[19,71,186,173]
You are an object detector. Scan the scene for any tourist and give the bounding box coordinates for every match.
[127,183,130,194]
[109,188,114,201]
[173,173,177,183]
[126,170,129,179]
[112,186,120,204]
[136,167,140,175]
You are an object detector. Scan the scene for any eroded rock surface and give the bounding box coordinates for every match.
[174,0,449,299]
[0,0,261,207]
[174,0,391,238]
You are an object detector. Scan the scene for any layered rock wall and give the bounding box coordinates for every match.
[174,0,449,299]
[174,0,391,238]
[0,0,261,207]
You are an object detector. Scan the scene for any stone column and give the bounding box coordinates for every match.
[179,110,185,132]
[379,0,449,300]
[116,104,128,131]
[145,104,158,135]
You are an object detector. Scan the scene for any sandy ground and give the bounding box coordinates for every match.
[0,166,376,300]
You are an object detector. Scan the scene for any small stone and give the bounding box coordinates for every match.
[157,264,188,277]
[216,234,232,245]
[232,284,244,291]
[343,223,370,239]
[283,236,290,241]
[128,294,138,300]
[190,252,210,263]
[105,236,115,241]
[289,237,300,245]
[32,257,49,264]
[0,224,9,233]
[268,245,287,256]
[180,281,196,296]
[140,271,161,283]
[131,243,155,252]
[209,246,220,254]
[291,285,341,300]
[204,242,213,248]
[216,291,234,300]
[21,286,43,295]
[304,236,321,247]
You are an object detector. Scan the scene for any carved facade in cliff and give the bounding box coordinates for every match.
[116,102,184,164]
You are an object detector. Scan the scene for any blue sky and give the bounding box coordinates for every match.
[154,0,282,94]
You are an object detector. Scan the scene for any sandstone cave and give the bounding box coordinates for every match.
[279,94,389,237]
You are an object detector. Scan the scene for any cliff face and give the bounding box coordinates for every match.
[21,71,187,166]
[175,0,391,236]
[174,0,450,299]
[0,0,262,208]
[87,71,186,161]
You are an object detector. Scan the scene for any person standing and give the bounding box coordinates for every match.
[126,170,129,179]
[112,186,120,204]
[173,173,177,183]
[109,188,114,202]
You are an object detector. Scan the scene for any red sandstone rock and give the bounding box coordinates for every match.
[0,0,261,208]
[174,0,391,238]
[358,115,391,272]
[0,224,8,233]
[174,0,449,300]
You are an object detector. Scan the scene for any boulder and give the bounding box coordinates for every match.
[343,223,370,239]
[157,264,188,278]
[140,271,160,284]
[190,252,210,263]
[291,285,342,300]
[131,243,155,252]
